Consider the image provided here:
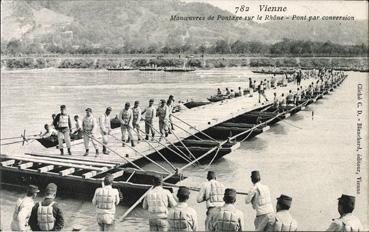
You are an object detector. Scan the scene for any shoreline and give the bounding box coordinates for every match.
[1,55,368,71]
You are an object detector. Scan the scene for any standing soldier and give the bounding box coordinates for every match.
[142,175,177,231]
[157,99,170,141]
[92,173,121,231]
[326,194,363,231]
[197,171,225,231]
[53,105,72,155]
[82,108,99,156]
[168,186,198,231]
[167,95,175,133]
[266,194,298,231]
[11,185,40,231]
[142,99,156,141]
[209,188,244,232]
[245,170,274,231]
[258,81,269,103]
[99,107,112,155]
[119,102,134,147]
[29,183,64,231]
[132,101,142,143]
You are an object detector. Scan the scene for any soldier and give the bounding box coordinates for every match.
[197,171,225,231]
[53,105,72,155]
[143,175,177,231]
[142,99,156,141]
[168,186,198,231]
[245,170,274,231]
[72,115,82,139]
[29,183,64,231]
[119,102,134,147]
[156,99,170,141]
[99,107,112,155]
[132,101,142,142]
[209,188,244,232]
[92,173,121,231]
[266,194,297,231]
[11,185,40,231]
[326,194,363,231]
[82,108,99,156]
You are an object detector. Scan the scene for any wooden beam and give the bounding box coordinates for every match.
[38,165,54,173]
[1,160,15,166]
[82,171,97,179]
[111,170,124,179]
[59,168,75,176]
[19,162,33,169]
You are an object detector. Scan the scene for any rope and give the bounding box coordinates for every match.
[109,134,171,174]
[169,120,203,141]
[239,127,256,143]
[170,130,198,163]
[86,134,143,171]
[171,114,218,142]
[206,145,221,168]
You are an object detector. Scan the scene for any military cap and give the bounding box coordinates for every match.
[149,99,154,102]
[125,102,130,106]
[134,100,139,104]
[160,99,166,103]
[177,186,190,197]
[106,107,112,111]
[251,170,260,178]
[224,188,237,198]
[338,194,355,207]
[60,105,66,109]
[277,194,292,207]
[152,175,163,185]
[85,108,92,112]
[207,171,216,179]
[27,185,40,194]
[45,183,57,196]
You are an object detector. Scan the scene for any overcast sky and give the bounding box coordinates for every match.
[183,0,368,22]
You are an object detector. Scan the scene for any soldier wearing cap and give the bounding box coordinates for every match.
[209,188,244,232]
[11,185,40,231]
[168,186,198,231]
[266,194,297,231]
[143,175,177,231]
[72,115,83,139]
[52,105,72,155]
[99,107,112,155]
[326,194,363,231]
[156,99,170,141]
[29,183,64,231]
[132,101,142,142]
[119,102,134,147]
[92,173,121,231]
[197,171,225,231]
[166,95,175,133]
[82,108,99,156]
[245,170,274,231]
[142,99,156,141]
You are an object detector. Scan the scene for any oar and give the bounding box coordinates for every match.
[162,182,248,196]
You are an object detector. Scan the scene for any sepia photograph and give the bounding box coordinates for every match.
[1,0,368,231]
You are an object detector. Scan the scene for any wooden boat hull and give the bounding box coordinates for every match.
[183,101,211,109]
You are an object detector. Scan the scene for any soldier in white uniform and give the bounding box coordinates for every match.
[326,194,363,232]
[143,175,177,231]
[209,188,244,232]
[99,107,112,155]
[245,170,275,231]
[132,101,142,142]
[197,171,225,231]
[82,108,99,156]
[11,185,39,231]
[92,173,121,231]
[266,194,298,231]
[142,99,156,141]
[52,105,72,155]
[168,186,198,231]
[119,102,134,147]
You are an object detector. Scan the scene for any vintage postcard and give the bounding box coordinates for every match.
[1,0,368,231]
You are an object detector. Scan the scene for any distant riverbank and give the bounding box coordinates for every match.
[1,55,368,70]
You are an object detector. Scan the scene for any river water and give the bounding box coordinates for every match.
[0,68,368,231]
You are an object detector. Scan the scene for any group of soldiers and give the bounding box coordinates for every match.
[43,95,178,156]
[10,170,363,231]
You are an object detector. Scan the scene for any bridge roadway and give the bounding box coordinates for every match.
[13,77,317,166]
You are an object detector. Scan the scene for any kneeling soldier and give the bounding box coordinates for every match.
[210,188,244,232]
[168,186,198,231]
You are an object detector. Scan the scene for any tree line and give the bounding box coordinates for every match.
[2,38,368,57]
